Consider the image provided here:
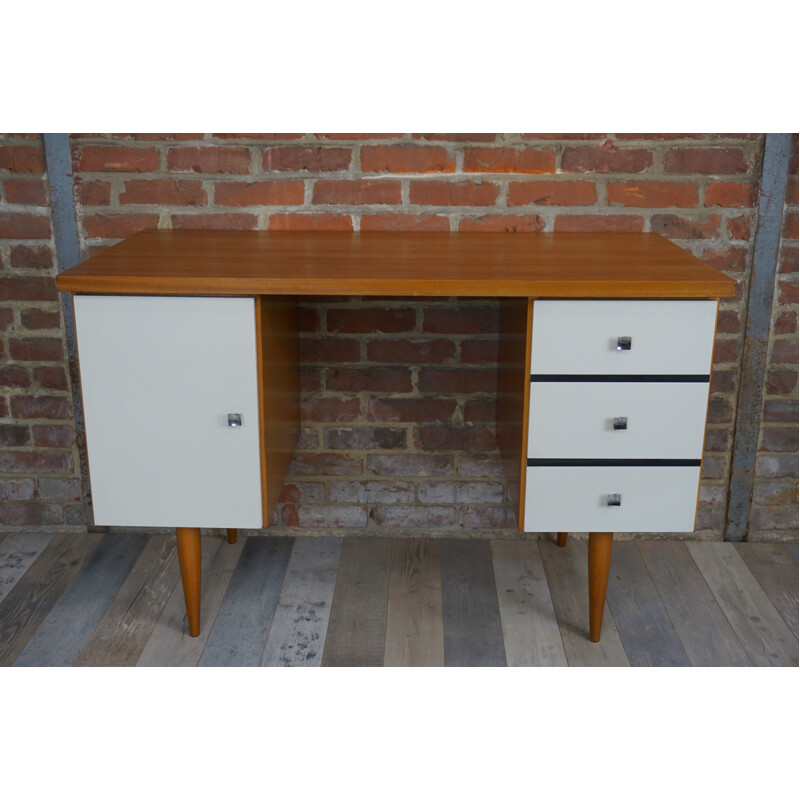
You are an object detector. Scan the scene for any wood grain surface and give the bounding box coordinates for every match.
[0,532,54,605]
[56,230,735,298]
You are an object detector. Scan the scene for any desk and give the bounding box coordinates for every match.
[57,231,735,642]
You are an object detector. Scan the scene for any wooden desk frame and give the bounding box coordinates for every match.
[57,231,735,644]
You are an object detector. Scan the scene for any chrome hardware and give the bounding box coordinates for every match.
[227,413,242,427]
[613,416,628,430]
[616,336,632,351]
[607,493,621,507]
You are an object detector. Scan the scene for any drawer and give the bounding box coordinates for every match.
[523,466,701,532]
[530,300,718,375]
[528,381,710,459]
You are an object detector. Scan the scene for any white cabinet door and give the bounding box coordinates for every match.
[74,295,263,528]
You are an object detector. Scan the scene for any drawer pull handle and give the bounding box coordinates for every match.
[227,413,242,427]
[616,336,632,351]
[607,493,622,506]
[613,416,628,430]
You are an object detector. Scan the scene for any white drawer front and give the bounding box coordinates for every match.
[75,295,263,528]
[528,381,710,459]
[530,300,717,375]
[524,466,700,533]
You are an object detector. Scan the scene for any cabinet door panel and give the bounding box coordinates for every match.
[74,295,263,528]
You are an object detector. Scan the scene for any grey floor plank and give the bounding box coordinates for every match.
[605,542,691,667]
[384,538,445,667]
[0,532,55,605]
[783,543,798,566]
[490,539,567,667]
[322,537,391,667]
[734,544,798,639]
[199,536,293,667]
[14,533,148,667]
[638,541,752,667]
[260,537,342,667]
[0,533,102,667]
[442,539,506,666]
[75,535,181,666]
[137,536,243,667]
[687,543,798,667]
[539,538,630,667]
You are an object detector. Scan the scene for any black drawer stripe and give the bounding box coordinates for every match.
[530,374,710,383]
[527,458,702,467]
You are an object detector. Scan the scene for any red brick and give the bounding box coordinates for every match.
[20,309,60,329]
[784,212,799,239]
[664,147,749,174]
[778,278,798,305]
[712,338,739,364]
[715,309,741,334]
[412,133,497,142]
[0,502,65,526]
[615,134,705,140]
[324,426,406,450]
[76,145,159,172]
[460,339,499,363]
[4,178,48,205]
[0,450,73,474]
[780,247,798,274]
[367,397,457,423]
[171,213,258,230]
[459,214,545,232]
[297,307,320,332]
[0,145,45,173]
[766,370,798,395]
[268,213,353,231]
[213,181,304,206]
[300,397,361,422]
[34,367,67,390]
[785,174,798,205]
[763,400,799,423]
[0,276,57,301]
[366,453,453,476]
[10,395,72,419]
[554,214,644,232]
[462,147,555,174]
[288,453,363,476]
[120,179,207,206]
[461,506,516,528]
[167,146,250,174]
[0,213,51,239]
[705,182,759,207]
[523,133,606,140]
[0,479,35,501]
[312,179,401,205]
[32,425,76,448]
[0,424,30,447]
[366,339,455,363]
[0,308,12,330]
[409,180,499,206]
[418,369,496,394]
[422,307,499,334]
[317,133,402,140]
[457,453,505,477]
[706,396,733,424]
[508,181,597,206]
[561,143,652,173]
[76,180,111,206]
[370,505,456,527]
[0,366,30,388]
[760,428,798,453]
[83,214,158,238]
[328,307,415,334]
[414,426,497,452]
[263,146,351,172]
[326,367,412,393]
[299,338,360,362]
[606,181,698,208]
[361,213,449,231]
[702,247,748,272]
[361,145,455,173]
[114,133,203,141]
[464,399,496,422]
[9,337,63,362]
[727,214,753,240]
[773,312,797,334]
[651,214,721,239]
[9,246,52,270]
[771,340,799,364]
[213,133,304,140]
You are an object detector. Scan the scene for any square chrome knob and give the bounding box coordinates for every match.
[616,336,632,351]
[607,493,622,506]
[227,413,242,427]
[613,416,628,430]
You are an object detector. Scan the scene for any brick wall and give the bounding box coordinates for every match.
[749,133,799,540]
[1,133,796,540]
[0,134,83,528]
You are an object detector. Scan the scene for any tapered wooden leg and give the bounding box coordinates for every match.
[557,532,568,547]
[176,527,201,637]
[226,528,237,544]
[588,532,613,643]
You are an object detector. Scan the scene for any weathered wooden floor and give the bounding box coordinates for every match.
[0,531,796,667]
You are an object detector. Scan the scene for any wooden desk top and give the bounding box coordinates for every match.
[57,230,735,299]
